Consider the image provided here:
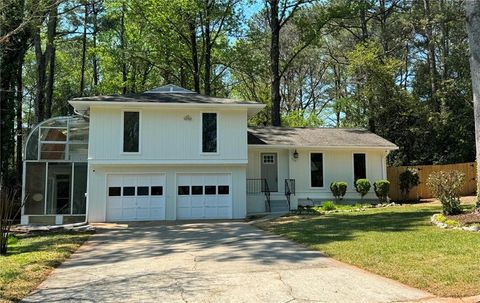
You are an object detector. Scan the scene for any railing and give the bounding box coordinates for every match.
[284,179,295,210]
[246,178,271,212]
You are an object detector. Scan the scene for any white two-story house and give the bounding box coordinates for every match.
[21,85,397,225]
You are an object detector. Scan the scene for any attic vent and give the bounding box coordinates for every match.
[144,84,195,94]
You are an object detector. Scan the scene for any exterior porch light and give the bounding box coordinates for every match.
[293,150,299,159]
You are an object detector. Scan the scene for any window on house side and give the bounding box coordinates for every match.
[123,112,139,152]
[202,113,217,153]
[353,153,367,181]
[310,153,324,187]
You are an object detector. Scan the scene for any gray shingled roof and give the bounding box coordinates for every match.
[70,92,259,105]
[248,127,398,149]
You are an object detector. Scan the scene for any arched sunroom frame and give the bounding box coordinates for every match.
[22,115,89,225]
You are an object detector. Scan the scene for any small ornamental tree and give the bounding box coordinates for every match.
[0,186,21,255]
[330,181,347,200]
[399,168,420,200]
[355,179,371,199]
[374,180,390,203]
[426,170,465,215]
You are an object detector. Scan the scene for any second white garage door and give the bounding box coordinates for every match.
[107,174,166,221]
[176,173,232,219]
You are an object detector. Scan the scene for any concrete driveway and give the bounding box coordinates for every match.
[23,221,434,303]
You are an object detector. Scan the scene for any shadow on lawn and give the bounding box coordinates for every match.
[271,208,438,246]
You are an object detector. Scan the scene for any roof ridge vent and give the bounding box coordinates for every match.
[145,84,195,94]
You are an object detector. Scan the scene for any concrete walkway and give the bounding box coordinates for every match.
[23,221,435,303]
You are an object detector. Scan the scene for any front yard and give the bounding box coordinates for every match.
[256,203,480,297]
[0,232,92,302]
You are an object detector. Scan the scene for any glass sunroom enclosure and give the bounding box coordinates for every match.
[22,116,89,225]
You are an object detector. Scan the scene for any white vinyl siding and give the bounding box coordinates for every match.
[89,107,247,163]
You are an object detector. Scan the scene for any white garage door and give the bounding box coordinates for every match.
[107,174,166,221]
[177,173,232,219]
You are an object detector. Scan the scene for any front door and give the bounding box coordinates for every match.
[55,175,70,214]
[261,153,278,192]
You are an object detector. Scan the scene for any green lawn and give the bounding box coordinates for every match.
[0,232,92,302]
[256,204,480,297]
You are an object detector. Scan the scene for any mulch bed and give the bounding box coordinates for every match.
[446,212,480,225]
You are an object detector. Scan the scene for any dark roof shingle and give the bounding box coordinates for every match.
[248,127,397,149]
[71,92,259,105]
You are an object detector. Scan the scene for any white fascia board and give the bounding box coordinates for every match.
[247,144,399,151]
[69,100,265,115]
[87,159,249,165]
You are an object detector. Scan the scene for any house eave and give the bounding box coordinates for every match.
[247,144,399,151]
[69,100,265,117]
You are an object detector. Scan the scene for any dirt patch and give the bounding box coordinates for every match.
[446,212,480,225]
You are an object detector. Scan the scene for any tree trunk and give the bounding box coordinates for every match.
[120,2,127,94]
[45,3,58,119]
[15,52,25,186]
[92,1,99,87]
[189,21,200,93]
[80,2,88,96]
[204,17,212,96]
[465,0,480,208]
[423,0,438,107]
[269,0,281,126]
[33,29,46,124]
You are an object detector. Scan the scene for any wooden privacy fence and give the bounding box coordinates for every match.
[387,162,477,201]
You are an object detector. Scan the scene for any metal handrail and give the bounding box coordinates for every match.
[284,179,295,210]
[246,178,271,212]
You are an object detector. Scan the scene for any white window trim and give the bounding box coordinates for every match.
[200,111,219,155]
[352,152,368,184]
[121,109,142,154]
[309,151,325,189]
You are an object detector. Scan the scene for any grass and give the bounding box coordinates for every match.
[256,204,480,297]
[0,232,92,302]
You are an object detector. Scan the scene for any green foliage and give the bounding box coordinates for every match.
[435,214,447,223]
[373,180,390,202]
[399,168,420,198]
[426,170,465,215]
[282,110,323,127]
[355,179,371,198]
[321,201,336,211]
[330,181,347,200]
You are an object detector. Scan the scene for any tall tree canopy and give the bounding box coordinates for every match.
[0,0,477,189]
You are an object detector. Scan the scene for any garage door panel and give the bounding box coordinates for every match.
[107,174,166,222]
[176,173,232,220]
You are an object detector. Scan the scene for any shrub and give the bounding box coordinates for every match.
[426,170,465,215]
[355,179,371,198]
[330,181,347,200]
[399,168,420,199]
[373,180,390,203]
[322,201,336,211]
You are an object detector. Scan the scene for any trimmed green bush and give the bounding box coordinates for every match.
[426,170,465,215]
[399,168,420,199]
[355,179,371,198]
[374,180,390,202]
[330,181,348,200]
[322,201,336,211]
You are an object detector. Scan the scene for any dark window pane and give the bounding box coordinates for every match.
[192,186,203,195]
[178,186,190,195]
[310,153,324,187]
[123,112,139,152]
[218,185,229,195]
[354,153,367,181]
[109,187,121,196]
[137,186,149,196]
[202,113,217,153]
[123,186,135,196]
[151,186,163,195]
[205,186,216,195]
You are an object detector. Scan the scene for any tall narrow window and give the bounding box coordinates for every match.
[353,153,366,181]
[202,113,217,153]
[310,153,323,187]
[123,111,139,152]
